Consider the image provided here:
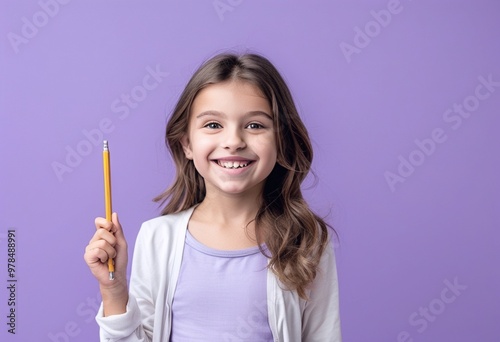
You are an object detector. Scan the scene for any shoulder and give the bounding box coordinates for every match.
[141,206,195,230]
[136,207,195,246]
[318,233,337,275]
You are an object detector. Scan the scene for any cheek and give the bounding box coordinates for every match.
[256,148,277,174]
[256,136,277,159]
[189,137,214,159]
[196,135,216,145]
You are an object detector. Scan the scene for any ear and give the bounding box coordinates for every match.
[180,135,193,160]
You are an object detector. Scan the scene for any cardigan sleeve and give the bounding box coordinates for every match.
[95,222,156,342]
[301,238,342,341]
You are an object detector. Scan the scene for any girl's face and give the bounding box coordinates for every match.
[182,80,277,199]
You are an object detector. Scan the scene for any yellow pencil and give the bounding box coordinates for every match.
[103,140,115,280]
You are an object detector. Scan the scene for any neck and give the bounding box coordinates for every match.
[196,192,262,227]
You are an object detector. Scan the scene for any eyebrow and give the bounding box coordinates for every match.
[195,110,273,121]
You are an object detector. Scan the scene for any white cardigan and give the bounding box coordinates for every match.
[96,207,342,341]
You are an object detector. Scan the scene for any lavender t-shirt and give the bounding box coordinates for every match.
[170,230,273,341]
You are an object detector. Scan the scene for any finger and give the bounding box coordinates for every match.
[111,212,126,240]
[86,240,117,260]
[84,245,115,265]
[95,217,113,232]
[88,228,117,246]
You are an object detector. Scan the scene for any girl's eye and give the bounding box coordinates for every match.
[204,122,221,129]
[247,123,264,129]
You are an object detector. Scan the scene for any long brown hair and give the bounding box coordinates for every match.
[155,53,332,299]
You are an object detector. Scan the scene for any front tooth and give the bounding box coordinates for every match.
[219,161,249,169]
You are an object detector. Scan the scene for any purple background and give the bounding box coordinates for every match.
[1,1,499,341]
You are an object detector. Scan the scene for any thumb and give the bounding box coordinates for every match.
[111,212,128,277]
[112,212,125,241]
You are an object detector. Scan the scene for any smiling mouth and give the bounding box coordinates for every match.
[216,160,252,169]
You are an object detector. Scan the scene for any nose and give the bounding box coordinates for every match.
[222,127,246,151]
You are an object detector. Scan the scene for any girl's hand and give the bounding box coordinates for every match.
[84,212,128,315]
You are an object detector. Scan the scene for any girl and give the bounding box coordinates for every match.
[84,53,341,341]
